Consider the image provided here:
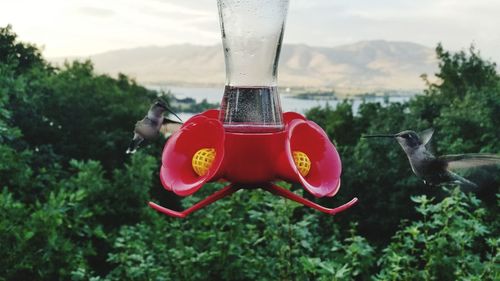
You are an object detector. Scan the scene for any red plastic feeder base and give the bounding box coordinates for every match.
[149,110,358,218]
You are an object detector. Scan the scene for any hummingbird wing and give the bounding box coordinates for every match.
[419,128,434,147]
[160,118,183,137]
[162,117,182,125]
[160,122,182,137]
[439,153,500,170]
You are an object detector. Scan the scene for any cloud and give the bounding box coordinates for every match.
[1,0,499,63]
[76,7,115,18]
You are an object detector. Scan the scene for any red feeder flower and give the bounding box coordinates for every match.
[149,0,357,218]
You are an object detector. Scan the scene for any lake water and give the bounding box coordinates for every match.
[148,85,413,120]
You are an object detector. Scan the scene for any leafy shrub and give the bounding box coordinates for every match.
[375,188,499,281]
[0,25,498,281]
[106,182,376,281]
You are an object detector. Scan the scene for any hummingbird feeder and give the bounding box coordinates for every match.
[149,0,358,218]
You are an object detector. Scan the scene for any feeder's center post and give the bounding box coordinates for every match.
[217,0,289,133]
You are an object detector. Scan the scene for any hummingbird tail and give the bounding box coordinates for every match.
[126,135,144,154]
[448,171,478,191]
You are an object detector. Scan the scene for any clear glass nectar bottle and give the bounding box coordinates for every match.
[217,0,289,133]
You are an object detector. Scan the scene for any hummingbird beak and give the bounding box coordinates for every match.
[361,134,396,138]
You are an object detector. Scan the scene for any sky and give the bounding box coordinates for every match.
[1,0,500,62]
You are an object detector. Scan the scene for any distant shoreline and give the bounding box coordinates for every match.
[146,83,422,100]
[147,85,414,116]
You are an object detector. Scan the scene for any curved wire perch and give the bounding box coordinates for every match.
[149,184,239,218]
[149,183,358,218]
[263,183,358,215]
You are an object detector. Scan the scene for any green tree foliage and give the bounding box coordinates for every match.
[375,189,499,281]
[0,26,163,279]
[104,183,376,281]
[0,26,498,280]
[306,44,500,245]
[1,25,164,171]
[33,62,159,170]
[0,25,46,75]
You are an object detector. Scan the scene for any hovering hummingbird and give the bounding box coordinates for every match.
[362,128,500,189]
[126,100,182,154]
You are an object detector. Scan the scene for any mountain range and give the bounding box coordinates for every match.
[50,40,438,94]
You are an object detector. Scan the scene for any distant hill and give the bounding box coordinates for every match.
[50,40,438,93]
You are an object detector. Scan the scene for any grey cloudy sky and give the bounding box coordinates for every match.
[1,0,499,62]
